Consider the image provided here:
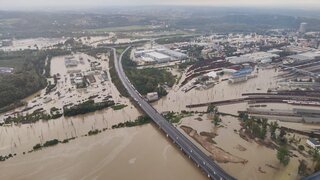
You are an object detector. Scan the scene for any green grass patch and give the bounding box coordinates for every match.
[116,47,126,55]
[111,104,127,110]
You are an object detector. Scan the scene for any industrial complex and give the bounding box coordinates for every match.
[133,47,188,65]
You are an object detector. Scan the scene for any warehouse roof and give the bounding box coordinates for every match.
[146,52,170,59]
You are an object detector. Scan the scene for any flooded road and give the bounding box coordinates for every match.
[0,124,206,180]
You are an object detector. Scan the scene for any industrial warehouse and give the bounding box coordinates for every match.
[133,47,188,65]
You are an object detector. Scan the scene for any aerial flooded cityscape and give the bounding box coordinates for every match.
[1,1,320,180]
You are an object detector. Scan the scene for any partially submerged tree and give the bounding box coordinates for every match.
[277,146,290,166]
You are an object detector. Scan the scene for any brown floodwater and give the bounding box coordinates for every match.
[0,53,141,155]
[0,124,206,180]
[155,66,317,180]
[153,67,279,113]
[1,55,318,180]
[0,51,207,180]
[178,114,312,180]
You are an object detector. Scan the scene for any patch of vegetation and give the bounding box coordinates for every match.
[212,114,222,126]
[164,111,192,124]
[0,101,26,114]
[207,104,218,114]
[116,47,126,54]
[239,113,268,140]
[298,160,309,176]
[312,149,320,173]
[0,49,71,110]
[112,115,151,129]
[155,36,195,45]
[298,145,305,151]
[43,139,59,147]
[0,154,15,162]
[4,110,52,124]
[50,107,63,119]
[111,104,127,110]
[122,49,176,96]
[277,146,290,166]
[180,45,204,60]
[33,143,42,150]
[63,100,115,117]
[88,129,101,136]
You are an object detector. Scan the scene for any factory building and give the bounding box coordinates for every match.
[134,50,154,57]
[133,47,188,64]
[145,52,171,63]
[287,51,320,63]
[156,49,188,60]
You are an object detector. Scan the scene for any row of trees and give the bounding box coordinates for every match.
[238,112,292,166]
[111,115,151,129]
[63,100,115,117]
[239,112,320,175]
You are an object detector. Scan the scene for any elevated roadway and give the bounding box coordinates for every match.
[112,46,235,180]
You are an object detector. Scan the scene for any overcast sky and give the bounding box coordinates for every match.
[1,0,320,10]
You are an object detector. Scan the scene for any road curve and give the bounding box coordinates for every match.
[112,46,236,180]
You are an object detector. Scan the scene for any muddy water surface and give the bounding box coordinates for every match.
[0,124,206,180]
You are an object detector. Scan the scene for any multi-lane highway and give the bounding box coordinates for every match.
[112,46,235,180]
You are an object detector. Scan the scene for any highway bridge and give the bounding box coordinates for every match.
[112,46,235,180]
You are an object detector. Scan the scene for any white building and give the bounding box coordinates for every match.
[134,47,188,64]
[206,71,218,79]
[145,52,171,63]
[156,49,188,60]
[307,138,320,149]
[134,49,154,57]
[287,51,320,63]
[74,77,84,85]
[146,92,159,102]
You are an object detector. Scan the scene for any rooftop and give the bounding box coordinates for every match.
[308,138,320,146]
[146,52,170,59]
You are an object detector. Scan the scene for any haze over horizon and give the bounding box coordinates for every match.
[1,0,320,10]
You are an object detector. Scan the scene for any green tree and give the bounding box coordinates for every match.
[277,146,290,166]
[207,104,217,114]
[269,121,279,139]
[312,149,320,164]
[298,160,308,176]
[212,114,221,126]
[239,112,249,121]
